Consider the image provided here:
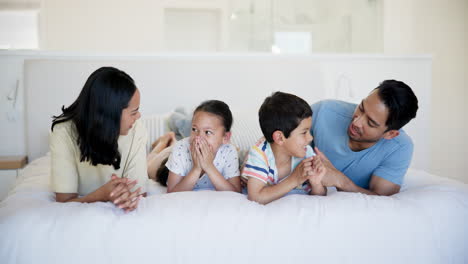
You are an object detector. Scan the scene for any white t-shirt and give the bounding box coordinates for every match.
[50,119,148,196]
[166,137,239,191]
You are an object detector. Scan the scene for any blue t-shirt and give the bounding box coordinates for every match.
[311,100,413,188]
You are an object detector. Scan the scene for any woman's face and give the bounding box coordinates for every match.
[120,89,141,135]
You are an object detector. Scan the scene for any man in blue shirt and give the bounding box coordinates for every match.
[311,80,418,195]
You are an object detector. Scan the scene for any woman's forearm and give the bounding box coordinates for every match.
[56,189,106,203]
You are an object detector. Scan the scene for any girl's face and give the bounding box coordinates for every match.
[120,89,141,135]
[190,111,231,153]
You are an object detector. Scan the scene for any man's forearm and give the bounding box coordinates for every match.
[310,183,327,196]
[332,171,378,195]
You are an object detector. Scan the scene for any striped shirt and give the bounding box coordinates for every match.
[241,138,315,194]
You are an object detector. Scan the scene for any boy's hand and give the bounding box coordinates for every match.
[291,157,313,186]
[307,156,327,185]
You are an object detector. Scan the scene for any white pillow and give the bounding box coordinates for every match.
[140,113,171,154]
[230,110,263,163]
[141,110,263,164]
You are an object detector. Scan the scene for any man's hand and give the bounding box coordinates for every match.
[307,156,326,185]
[314,147,400,195]
[314,147,342,187]
[307,155,327,196]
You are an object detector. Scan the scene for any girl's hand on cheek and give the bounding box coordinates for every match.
[198,137,215,171]
[190,137,202,170]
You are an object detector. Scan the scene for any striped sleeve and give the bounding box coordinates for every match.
[241,144,270,184]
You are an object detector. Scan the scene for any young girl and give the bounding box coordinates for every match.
[166,100,241,193]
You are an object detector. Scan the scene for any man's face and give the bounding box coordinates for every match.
[348,90,390,145]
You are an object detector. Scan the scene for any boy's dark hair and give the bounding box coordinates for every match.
[259,91,312,143]
[374,80,418,131]
[51,67,137,170]
[194,100,233,132]
[155,158,170,187]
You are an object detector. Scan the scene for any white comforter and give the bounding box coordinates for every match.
[1,155,468,264]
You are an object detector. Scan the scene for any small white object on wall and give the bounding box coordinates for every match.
[6,79,20,122]
[274,32,311,54]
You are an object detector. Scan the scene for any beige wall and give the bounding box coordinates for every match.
[2,0,381,53]
[38,0,231,52]
[384,0,468,183]
[40,0,163,51]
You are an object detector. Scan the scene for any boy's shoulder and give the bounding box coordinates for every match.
[246,137,272,163]
[249,137,270,152]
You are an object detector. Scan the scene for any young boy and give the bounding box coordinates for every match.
[242,92,326,204]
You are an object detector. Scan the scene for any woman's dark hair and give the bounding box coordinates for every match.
[194,100,233,132]
[51,66,137,170]
[375,80,418,131]
[155,157,170,187]
[259,91,312,142]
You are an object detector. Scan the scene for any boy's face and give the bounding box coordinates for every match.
[190,111,230,153]
[283,117,313,158]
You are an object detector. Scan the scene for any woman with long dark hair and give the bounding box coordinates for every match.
[50,67,148,212]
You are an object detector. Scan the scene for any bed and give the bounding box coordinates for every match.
[1,153,468,263]
[0,55,468,263]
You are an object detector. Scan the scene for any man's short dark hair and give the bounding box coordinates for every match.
[259,91,312,143]
[375,80,418,131]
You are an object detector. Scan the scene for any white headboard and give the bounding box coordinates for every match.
[23,54,431,171]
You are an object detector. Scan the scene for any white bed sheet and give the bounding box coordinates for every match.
[1,154,468,264]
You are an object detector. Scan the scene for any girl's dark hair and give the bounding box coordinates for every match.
[194,100,233,132]
[51,67,137,170]
[155,157,170,186]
